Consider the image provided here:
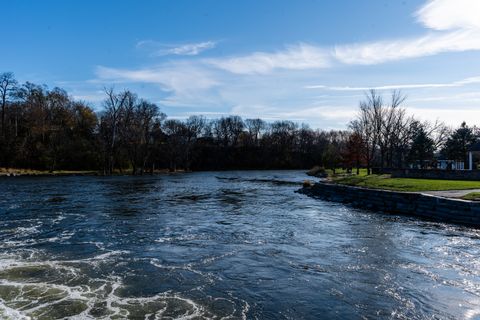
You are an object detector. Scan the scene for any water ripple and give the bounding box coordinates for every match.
[0,171,479,319]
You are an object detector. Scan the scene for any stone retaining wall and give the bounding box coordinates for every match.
[301,182,480,227]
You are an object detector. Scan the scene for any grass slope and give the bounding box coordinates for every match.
[332,174,480,192]
[461,192,480,201]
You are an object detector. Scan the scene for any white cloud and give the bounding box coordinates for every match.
[409,107,480,126]
[72,92,106,103]
[411,91,480,102]
[95,64,218,92]
[84,0,480,129]
[306,75,480,91]
[137,40,217,56]
[127,1,480,78]
[230,104,353,126]
[207,43,332,74]
[94,63,223,107]
[203,0,480,73]
[167,41,217,56]
[334,0,480,65]
[416,0,480,30]
[334,29,480,65]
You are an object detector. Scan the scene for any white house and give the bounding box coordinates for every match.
[436,160,465,170]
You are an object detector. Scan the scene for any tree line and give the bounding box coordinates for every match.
[0,72,477,174]
[0,72,349,173]
[347,90,478,174]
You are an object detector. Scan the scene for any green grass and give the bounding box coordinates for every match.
[326,168,368,177]
[461,192,480,201]
[332,174,480,192]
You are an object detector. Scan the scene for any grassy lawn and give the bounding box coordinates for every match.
[332,174,480,192]
[461,192,480,201]
[326,168,368,176]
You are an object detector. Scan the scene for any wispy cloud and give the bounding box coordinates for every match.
[125,0,480,79]
[72,92,106,103]
[410,91,480,102]
[137,40,217,56]
[334,29,480,65]
[306,76,480,91]
[335,0,480,65]
[230,104,354,128]
[205,0,480,72]
[95,63,223,107]
[206,43,332,74]
[409,107,480,126]
[95,64,218,90]
[85,0,480,128]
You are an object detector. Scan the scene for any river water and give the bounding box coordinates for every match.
[0,171,480,319]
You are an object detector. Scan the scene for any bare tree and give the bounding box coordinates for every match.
[245,118,266,146]
[350,90,415,172]
[163,119,188,171]
[350,90,382,174]
[0,72,18,138]
[101,88,129,174]
[184,116,206,170]
[213,116,245,147]
[423,119,450,151]
[380,90,407,169]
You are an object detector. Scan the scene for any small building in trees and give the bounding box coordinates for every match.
[436,159,465,170]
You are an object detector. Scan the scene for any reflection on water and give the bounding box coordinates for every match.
[1,171,480,319]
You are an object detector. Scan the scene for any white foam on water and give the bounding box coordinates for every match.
[150,258,217,286]
[0,298,31,320]
[200,251,236,265]
[155,237,174,243]
[0,221,77,250]
[0,249,245,319]
[465,306,480,320]
[87,250,130,261]
[155,233,208,243]
[0,267,212,319]
[52,213,66,224]
[15,225,41,235]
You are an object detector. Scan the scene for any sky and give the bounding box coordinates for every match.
[2,0,480,129]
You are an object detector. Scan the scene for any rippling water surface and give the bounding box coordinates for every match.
[1,171,480,319]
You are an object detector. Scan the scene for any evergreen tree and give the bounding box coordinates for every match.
[442,122,477,164]
[408,122,435,168]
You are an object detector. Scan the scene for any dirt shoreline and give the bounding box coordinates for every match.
[0,168,177,177]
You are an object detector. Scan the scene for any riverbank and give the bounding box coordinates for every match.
[301,181,480,227]
[0,168,98,177]
[0,167,175,177]
[0,167,311,177]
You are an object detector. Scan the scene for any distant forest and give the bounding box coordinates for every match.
[0,72,477,174]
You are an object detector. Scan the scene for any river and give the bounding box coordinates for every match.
[0,171,480,319]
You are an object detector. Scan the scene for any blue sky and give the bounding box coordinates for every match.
[3,0,480,129]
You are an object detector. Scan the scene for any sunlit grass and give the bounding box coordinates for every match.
[461,192,480,201]
[326,168,368,177]
[332,174,480,192]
